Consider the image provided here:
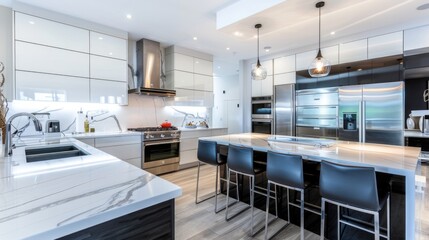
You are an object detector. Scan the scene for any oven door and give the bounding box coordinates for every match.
[251,119,273,134]
[142,140,180,170]
[252,96,272,119]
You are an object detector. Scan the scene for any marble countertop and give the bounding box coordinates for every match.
[200,133,421,176]
[0,137,181,239]
[66,131,142,139]
[404,130,429,138]
[178,127,227,131]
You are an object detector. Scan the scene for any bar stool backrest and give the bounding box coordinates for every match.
[227,144,254,175]
[319,160,380,211]
[197,140,218,165]
[267,151,304,189]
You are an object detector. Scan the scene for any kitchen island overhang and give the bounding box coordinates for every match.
[200,133,421,239]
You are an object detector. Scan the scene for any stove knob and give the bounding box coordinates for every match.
[160,134,165,138]
[146,135,150,139]
[150,135,154,139]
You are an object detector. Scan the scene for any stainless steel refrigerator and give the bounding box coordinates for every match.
[338,82,404,145]
[274,84,295,136]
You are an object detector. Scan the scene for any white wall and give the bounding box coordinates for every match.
[212,74,240,130]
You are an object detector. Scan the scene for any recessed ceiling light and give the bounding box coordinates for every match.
[217,66,221,69]
[264,46,271,52]
[28,21,35,24]
[330,31,335,35]
[226,47,230,50]
[109,52,113,55]
[126,14,132,19]
[417,3,429,10]
[357,68,363,71]
[234,31,243,37]
[254,35,258,38]
[193,37,198,40]
[98,37,103,40]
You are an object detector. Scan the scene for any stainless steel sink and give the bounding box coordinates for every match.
[25,145,89,162]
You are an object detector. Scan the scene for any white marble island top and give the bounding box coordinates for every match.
[200,133,421,239]
[0,138,181,240]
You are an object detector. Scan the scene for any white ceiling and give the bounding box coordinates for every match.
[1,0,429,75]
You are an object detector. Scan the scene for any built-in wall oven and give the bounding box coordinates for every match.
[129,127,181,175]
[252,96,273,134]
[295,88,339,139]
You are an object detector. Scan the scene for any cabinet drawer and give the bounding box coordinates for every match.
[90,32,127,60]
[181,130,212,139]
[16,41,89,77]
[98,143,141,160]
[180,138,198,151]
[15,71,90,102]
[95,135,141,147]
[296,90,338,106]
[90,80,127,105]
[15,12,89,52]
[75,138,95,147]
[180,149,198,165]
[90,55,127,82]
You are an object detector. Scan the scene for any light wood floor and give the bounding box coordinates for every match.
[162,164,319,240]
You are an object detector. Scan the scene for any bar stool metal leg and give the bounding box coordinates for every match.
[320,198,326,240]
[250,175,254,235]
[225,168,231,221]
[374,212,380,240]
[300,190,304,240]
[264,181,271,240]
[387,194,390,240]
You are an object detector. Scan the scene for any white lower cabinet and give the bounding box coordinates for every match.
[90,79,128,105]
[179,128,228,167]
[15,71,90,102]
[75,135,142,168]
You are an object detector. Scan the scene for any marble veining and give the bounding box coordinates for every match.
[0,137,181,240]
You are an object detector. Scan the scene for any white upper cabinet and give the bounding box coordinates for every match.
[15,71,90,102]
[15,12,89,52]
[90,32,127,60]
[295,50,317,71]
[194,58,213,76]
[194,74,213,91]
[322,45,339,65]
[368,31,403,59]
[274,72,296,85]
[251,59,273,76]
[173,53,194,72]
[90,55,127,82]
[166,71,193,89]
[90,79,127,105]
[404,25,429,53]
[274,55,295,74]
[340,39,368,63]
[261,75,273,96]
[16,41,89,77]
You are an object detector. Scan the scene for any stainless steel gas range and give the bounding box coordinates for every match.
[128,127,181,175]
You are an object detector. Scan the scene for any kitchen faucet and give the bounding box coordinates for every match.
[4,112,43,157]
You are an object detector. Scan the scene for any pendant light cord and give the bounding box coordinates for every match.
[318,6,321,50]
[257,27,260,66]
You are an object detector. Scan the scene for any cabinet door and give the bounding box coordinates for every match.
[15,12,89,52]
[90,32,127,60]
[251,79,262,97]
[322,45,339,65]
[194,58,213,75]
[180,149,198,165]
[16,41,89,77]
[180,138,198,151]
[340,39,368,63]
[174,53,194,72]
[172,71,193,89]
[274,55,295,74]
[368,32,403,59]
[194,74,213,91]
[15,71,90,102]
[90,55,127,82]
[90,79,127,105]
[261,75,273,96]
[404,25,429,53]
[97,144,141,160]
[193,90,214,107]
[274,72,296,85]
[95,135,141,147]
[295,50,317,71]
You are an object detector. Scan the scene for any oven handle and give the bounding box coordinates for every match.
[143,140,180,146]
[252,119,273,123]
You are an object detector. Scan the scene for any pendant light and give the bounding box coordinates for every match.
[251,24,267,80]
[308,1,331,78]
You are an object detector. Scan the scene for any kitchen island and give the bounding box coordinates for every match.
[0,137,181,239]
[200,133,421,239]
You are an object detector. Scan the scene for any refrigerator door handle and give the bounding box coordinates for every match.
[362,100,366,143]
[358,101,362,142]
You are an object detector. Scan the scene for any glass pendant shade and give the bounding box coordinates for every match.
[251,61,267,80]
[308,49,331,77]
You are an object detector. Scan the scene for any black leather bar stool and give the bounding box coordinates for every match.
[196,140,234,213]
[319,160,390,240]
[225,144,270,236]
[264,151,318,240]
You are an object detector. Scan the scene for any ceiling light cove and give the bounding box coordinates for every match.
[126,14,132,19]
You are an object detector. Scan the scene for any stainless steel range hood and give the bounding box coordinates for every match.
[128,38,176,97]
